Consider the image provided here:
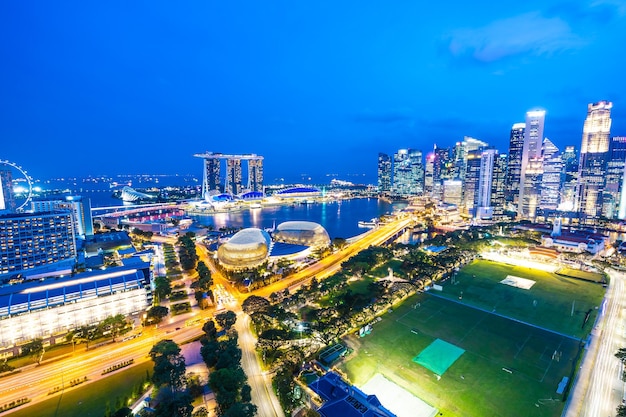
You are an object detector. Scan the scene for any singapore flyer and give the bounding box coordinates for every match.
[0,159,34,212]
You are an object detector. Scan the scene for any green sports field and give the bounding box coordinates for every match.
[340,259,605,417]
[440,259,605,338]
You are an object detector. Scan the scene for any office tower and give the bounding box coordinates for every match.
[559,146,578,211]
[0,211,77,277]
[442,180,463,206]
[392,149,411,195]
[540,138,562,210]
[432,146,452,201]
[247,157,264,192]
[505,123,525,210]
[0,170,16,215]
[463,150,482,217]
[475,149,497,219]
[409,149,425,195]
[453,137,487,183]
[576,101,612,221]
[377,153,392,193]
[604,136,626,219]
[202,157,221,198]
[491,153,508,219]
[519,110,546,219]
[424,152,435,196]
[225,158,243,195]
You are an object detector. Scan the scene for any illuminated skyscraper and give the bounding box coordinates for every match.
[225,158,243,195]
[519,110,546,219]
[505,123,525,211]
[463,150,482,216]
[604,136,626,219]
[491,153,508,219]
[540,138,562,210]
[409,149,425,195]
[575,101,612,222]
[392,149,410,195]
[247,157,264,192]
[559,146,578,211]
[475,149,497,220]
[377,153,392,193]
[202,157,221,196]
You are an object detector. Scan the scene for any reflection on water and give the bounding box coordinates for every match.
[189,198,398,239]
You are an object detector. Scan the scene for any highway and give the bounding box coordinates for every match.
[0,216,411,416]
[565,268,626,417]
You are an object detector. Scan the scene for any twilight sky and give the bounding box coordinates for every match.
[1,1,626,184]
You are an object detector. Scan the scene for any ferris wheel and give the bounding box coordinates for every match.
[0,159,33,212]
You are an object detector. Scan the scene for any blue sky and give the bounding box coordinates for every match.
[1,1,625,184]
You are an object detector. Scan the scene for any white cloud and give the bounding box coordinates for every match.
[448,12,586,63]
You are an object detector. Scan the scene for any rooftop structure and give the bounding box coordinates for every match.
[217,228,271,270]
[273,221,331,248]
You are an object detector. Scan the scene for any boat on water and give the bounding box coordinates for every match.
[358,218,379,228]
[249,203,262,209]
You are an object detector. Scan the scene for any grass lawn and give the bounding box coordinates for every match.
[438,259,605,338]
[9,361,152,417]
[370,259,404,277]
[555,267,605,283]
[340,294,582,417]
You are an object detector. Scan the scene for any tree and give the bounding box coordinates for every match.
[192,407,209,417]
[202,320,217,342]
[149,340,187,391]
[616,347,626,363]
[111,407,133,417]
[154,276,172,301]
[21,338,44,364]
[242,295,270,315]
[215,310,237,331]
[221,402,257,417]
[146,306,169,324]
[154,388,193,417]
[618,404,626,417]
[240,384,252,403]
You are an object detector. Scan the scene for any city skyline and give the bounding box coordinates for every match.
[2,2,626,183]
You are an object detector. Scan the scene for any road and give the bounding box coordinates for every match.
[1,216,411,416]
[565,268,626,417]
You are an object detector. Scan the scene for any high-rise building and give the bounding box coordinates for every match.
[424,152,435,196]
[604,136,626,219]
[463,150,482,217]
[0,211,77,278]
[409,149,425,195]
[247,157,264,192]
[475,149,497,219]
[432,146,452,201]
[377,153,392,193]
[540,138,562,210]
[225,158,243,195]
[576,101,613,222]
[442,180,463,206]
[453,137,487,183]
[559,146,578,211]
[392,149,411,195]
[491,153,508,219]
[505,123,526,211]
[0,170,16,215]
[519,110,546,219]
[31,196,94,239]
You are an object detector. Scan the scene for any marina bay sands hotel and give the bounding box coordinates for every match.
[194,152,263,199]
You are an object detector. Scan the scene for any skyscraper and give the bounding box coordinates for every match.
[519,110,546,219]
[604,136,626,219]
[559,146,578,211]
[491,153,508,219]
[476,149,497,220]
[202,157,221,197]
[463,150,482,217]
[377,153,392,193]
[409,149,425,195]
[576,101,612,222]
[225,158,243,195]
[247,157,264,192]
[505,123,525,211]
[540,138,562,210]
[392,149,411,195]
